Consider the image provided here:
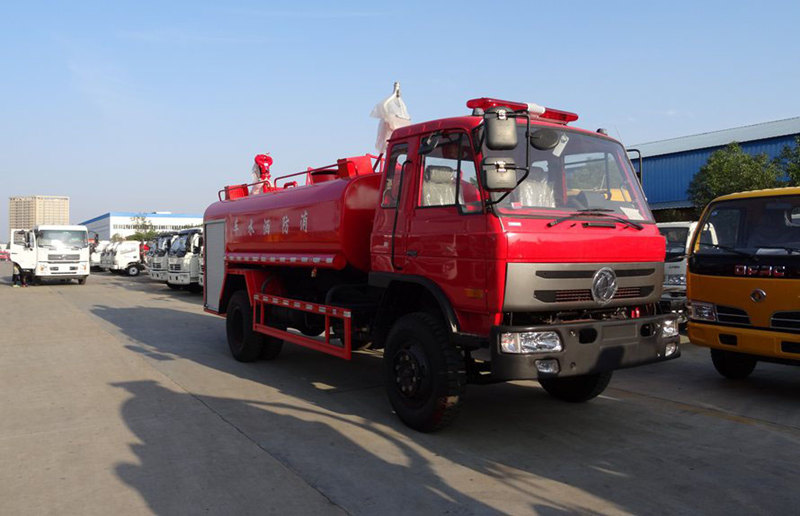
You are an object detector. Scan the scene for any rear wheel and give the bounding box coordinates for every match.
[539,371,613,402]
[711,349,756,379]
[384,312,465,432]
[226,291,265,362]
[226,291,283,362]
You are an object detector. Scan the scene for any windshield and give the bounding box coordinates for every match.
[156,235,174,256]
[483,126,653,222]
[695,195,800,256]
[170,235,189,256]
[659,227,690,260]
[35,230,88,250]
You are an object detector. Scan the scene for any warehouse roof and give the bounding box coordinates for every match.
[631,117,800,158]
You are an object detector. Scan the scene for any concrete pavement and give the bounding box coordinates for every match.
[1,263,799,515]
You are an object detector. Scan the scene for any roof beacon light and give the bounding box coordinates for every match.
[466,98,578,124]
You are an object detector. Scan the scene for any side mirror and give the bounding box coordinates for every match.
[419,133,441,156]
[482,157,518,191]
[484,107,518,150]
[26,232,34,249]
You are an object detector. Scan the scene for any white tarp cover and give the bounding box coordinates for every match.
[370,82,411,153]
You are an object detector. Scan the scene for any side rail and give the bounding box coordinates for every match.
[252,293,353,360]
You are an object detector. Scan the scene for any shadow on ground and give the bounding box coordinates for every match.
[93,305,800,515]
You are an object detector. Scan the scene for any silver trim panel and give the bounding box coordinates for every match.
[504,261,664,311]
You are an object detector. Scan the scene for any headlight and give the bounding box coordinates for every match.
[664,274,686,286]
[500,331,563,354]
[689,301,716,322]
[661,319,679,338]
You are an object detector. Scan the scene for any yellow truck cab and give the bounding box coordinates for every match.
[687,187,800,378]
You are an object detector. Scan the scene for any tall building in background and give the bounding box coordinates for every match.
[8,195,70,231]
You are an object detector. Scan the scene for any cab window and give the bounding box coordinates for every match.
[381,144,408,208]
[419,132,480,212]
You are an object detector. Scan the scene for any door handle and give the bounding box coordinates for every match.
[406,249,418,257]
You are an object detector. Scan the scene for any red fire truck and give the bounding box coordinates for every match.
[204,97,680,431]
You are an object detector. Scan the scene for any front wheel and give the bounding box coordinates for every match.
[711,349,756,379]
[78,277,87,285]
[125,265,140,277]
[384,312,465,432]
[539,371,613,402]
[166,283,182,290]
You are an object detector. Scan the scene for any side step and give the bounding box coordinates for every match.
[252,293,353,360]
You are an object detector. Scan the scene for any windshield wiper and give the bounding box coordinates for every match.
[754,245,800,255]
[547,209,643,230]
[697,242,752,257]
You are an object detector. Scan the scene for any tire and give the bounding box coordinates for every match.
[78,277,87,285]
[125,265,140,277]
[539,371,613,402]
[711,349,756,379]
[384,312,465,432]
[226,290,284,362]
[226,291,265,362]
[166,283,182,290]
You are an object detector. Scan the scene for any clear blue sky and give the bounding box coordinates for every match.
[2,0,799,234]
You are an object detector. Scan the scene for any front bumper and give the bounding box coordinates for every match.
[490,314,680,380]
[168,272,194,285]
[688,321,800,361]
[35,263,89,278]
[150,270,168,281]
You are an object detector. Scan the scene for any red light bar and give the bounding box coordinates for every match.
[540,107,579,124]
[467,97,578,124]
[467,97,530,112]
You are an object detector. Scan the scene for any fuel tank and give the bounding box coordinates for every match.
[205,174,382,272]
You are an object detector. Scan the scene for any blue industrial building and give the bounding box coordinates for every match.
[629,117,800,212]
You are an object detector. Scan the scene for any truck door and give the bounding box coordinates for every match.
[9,230,36,270]
[371,141,414,271]
[405,131,489,318]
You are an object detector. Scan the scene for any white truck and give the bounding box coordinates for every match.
[148,232,178,284]
[9,225,90,285]
[657,221,698,324]
[90,240,110,270]
[166,228,203,292]
[104,240,144,276]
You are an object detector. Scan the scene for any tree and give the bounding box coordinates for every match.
[775,136,800,185]
[687,143,783,212]
[128,213,157,242]
[111,233,124,242]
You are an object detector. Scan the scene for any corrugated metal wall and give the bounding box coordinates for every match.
[633,135,797,207]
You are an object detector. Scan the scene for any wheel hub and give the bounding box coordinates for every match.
[394,347,426,399]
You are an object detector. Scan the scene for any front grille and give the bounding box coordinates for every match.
[169,264,181,271]
[49,254,80,262]
[535,286,654,303]
[151,263,163,270]
[716,305,751,326]
[772,312,800,331]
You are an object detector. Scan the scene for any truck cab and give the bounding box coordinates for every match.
[9,225,90,284]
[148,232,178,283]
[657,221,698,324]
[688,188,800,378]
[90,240,110,270]
[167,228,203,292]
